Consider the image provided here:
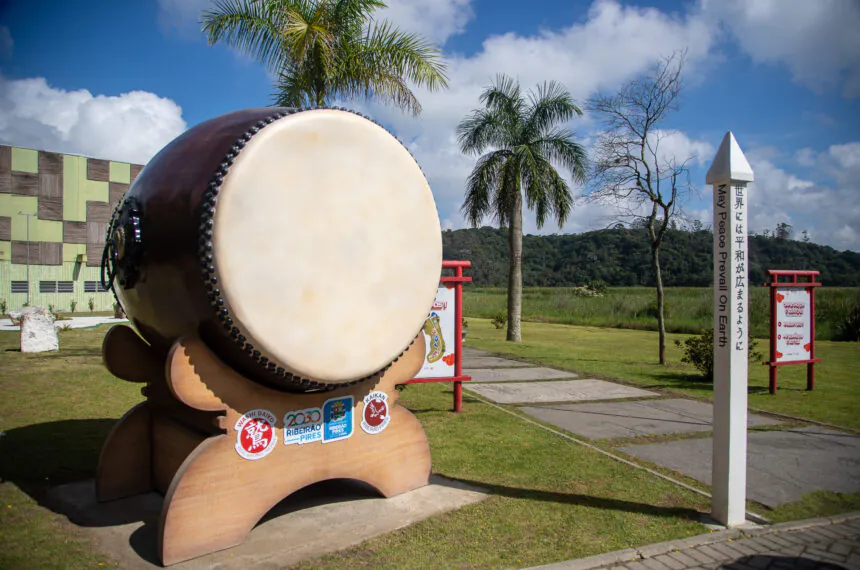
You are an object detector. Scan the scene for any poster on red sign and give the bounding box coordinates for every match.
[415,285,456,378]
[774,287,812,363]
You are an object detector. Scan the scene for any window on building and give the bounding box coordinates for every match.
[39,281,57,293]
[11,281,28,294]
[57,281,74,293]
[84,281,108,293]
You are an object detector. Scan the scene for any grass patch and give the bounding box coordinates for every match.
[297,382,708,569]
[0,326,141,569]
[464,319,860,431]
[465,286,860,340]
[0,326,711,569]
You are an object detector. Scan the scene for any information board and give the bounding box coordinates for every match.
[415,285,456,378]
[774,287,812,363]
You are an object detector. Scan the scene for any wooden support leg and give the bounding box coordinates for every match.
[96,402,153,502]
[158,406,429,565]
[156,334,431,566]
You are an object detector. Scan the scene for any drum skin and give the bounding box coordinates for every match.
[107,107,441,391]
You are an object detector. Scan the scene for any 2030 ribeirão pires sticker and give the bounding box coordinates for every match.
[361,391,391,434]
[234,409,278,460]
[283,407,323,446]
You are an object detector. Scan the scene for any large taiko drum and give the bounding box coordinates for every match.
[103,107,442,391]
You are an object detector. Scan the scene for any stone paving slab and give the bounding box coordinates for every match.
[520,399,780,440]
[462,356,531,368]
[462,347,490,357]
[46,476,487,569]
[467,379,657,404]
[621,427,860,508]
[464,367,578,383]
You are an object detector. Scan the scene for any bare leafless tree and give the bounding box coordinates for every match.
[587,51,695,365]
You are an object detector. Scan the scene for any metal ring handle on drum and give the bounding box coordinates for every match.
[194,106,421,391]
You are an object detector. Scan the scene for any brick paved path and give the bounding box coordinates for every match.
[618,517,860,570]
[531,515,860,570]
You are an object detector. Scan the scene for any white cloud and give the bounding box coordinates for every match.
[0,76,187,164]
[377,0,473,46]
[701,0,860,97]
[742,144,860,250]
[157,0,213,35]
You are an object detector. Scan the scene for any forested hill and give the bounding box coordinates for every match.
[442,227,860,287]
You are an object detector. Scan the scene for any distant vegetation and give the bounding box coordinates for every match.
[444,227,860,287]
[463,287,860,341]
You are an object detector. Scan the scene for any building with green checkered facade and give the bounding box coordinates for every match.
[0,145,144,313]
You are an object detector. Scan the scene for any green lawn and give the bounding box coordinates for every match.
[1,323,857,569]
[0,325,709,569]
[464,286,860,341]
[464,319,860,430]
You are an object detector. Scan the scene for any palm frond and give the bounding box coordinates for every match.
[273,62,316,107]
[461,150,509,227]
[524,81,582,139]
[494,157,521,229]
[456,108,511,156]
[534,130,588,184]
[202,0,289,72]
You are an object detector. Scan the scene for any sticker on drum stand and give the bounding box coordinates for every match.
[360,391,391,434]
[234,409,278,460]
[322,396,354,443]
[283,407,323,446]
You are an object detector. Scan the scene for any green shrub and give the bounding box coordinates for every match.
[675,329,763,381]
[836,303,860,341]
[70,300,77,313]
[88,297,95,312]
[587,280,608,295]
[0,299,6,315]
[491,312,507,330]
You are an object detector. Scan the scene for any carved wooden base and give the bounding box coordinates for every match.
[97,326,431,566]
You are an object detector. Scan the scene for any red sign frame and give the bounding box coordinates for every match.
[764,270,821,394]
[403,260,472,412]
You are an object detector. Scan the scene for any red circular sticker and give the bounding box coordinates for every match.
[234,409,278,460]
[361,391,390,434]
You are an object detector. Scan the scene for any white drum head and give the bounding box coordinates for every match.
[212,109,442,383]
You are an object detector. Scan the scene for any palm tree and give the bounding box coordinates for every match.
[202,0,448,115]
[457,75,586,341]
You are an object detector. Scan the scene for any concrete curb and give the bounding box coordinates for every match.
[525,511,860,570]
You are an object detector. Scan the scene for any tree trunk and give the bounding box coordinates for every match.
[652,245,666,364]
[507,192,523,342]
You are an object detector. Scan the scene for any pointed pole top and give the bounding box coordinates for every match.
[706,131,754,185]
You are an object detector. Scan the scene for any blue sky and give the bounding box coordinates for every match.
[1,0,858,250]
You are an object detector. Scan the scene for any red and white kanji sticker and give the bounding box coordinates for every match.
[234,409,278,460]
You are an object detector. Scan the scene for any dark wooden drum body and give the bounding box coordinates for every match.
[103,107,442,391]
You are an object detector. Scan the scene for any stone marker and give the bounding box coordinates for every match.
[520,398,779,439]
[707,131,754,527]
[467,379,656,404]
[8,306,39,326]
[20,307,58,353]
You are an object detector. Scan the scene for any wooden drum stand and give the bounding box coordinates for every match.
[96,326,431,566]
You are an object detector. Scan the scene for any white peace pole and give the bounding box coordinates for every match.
[706,132,754,527]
